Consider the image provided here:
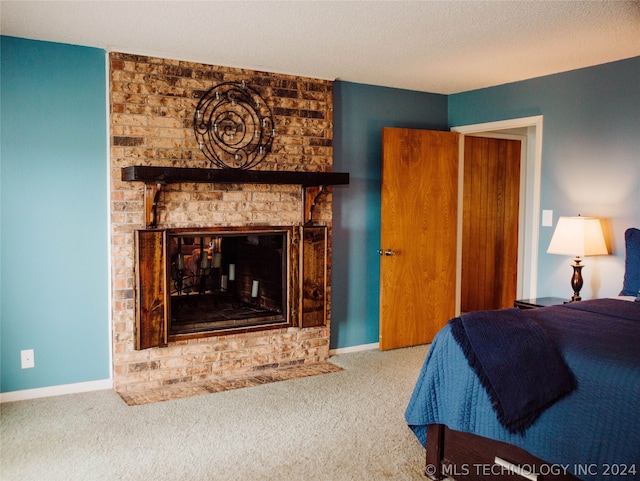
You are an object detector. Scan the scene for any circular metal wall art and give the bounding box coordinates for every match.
[193,81,276,170]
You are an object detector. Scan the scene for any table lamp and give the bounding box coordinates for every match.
[547,216,608,302]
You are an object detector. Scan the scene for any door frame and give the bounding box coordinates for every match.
[452,115,543,314]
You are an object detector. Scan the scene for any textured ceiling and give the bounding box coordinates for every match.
[1,1,639,94]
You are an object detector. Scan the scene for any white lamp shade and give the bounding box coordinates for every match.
[547,216,608,257]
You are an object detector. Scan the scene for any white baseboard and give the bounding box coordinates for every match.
[0,378,113,403]
[1,343,383,401]
[329,342,379,356]
[2,344,382,402]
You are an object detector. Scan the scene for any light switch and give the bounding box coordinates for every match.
[542,210,553,227]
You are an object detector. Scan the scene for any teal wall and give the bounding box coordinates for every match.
[331,82,448,349]
[449,57,640,301]
[1,37,109,392]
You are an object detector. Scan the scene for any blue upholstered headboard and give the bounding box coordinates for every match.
[620,227,640,298]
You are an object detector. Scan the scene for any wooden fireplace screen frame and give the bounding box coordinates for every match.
[134,225,327,350]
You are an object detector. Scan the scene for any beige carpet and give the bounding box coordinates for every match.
[118,361,344,406]
[1,345,431,481]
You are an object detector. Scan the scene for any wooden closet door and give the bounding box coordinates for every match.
[461,136,521,312]
[379,128,459,350]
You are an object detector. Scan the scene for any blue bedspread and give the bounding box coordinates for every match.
[405,298,640,481]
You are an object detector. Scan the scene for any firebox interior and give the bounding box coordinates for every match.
[167,230,288,335]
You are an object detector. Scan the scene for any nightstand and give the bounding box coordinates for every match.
[513,297,568,309]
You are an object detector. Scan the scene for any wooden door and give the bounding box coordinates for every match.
[379,128,459,350]
[461,136,521,312]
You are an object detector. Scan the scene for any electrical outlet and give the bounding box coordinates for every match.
[21,349,35,369]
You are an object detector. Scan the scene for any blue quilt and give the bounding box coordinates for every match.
[405,298,640,481]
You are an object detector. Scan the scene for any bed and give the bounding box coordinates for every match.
[405,228,640,481]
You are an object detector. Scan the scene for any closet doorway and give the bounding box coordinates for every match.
[452,115,543,313]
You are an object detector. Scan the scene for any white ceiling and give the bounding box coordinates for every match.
[2,1,639,94]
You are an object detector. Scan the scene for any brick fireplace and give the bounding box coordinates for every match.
[109,52,338,394]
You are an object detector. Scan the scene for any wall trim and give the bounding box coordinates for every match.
[329,342,379,356]
[0,379,113,403]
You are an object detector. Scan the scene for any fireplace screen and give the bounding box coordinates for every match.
[168,230,287,335]
[134,225,326,350]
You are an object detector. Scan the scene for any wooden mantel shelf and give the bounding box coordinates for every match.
[121,166,350,228]
[121,166,349,187]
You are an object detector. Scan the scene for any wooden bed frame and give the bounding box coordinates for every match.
[426,424,580,481]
